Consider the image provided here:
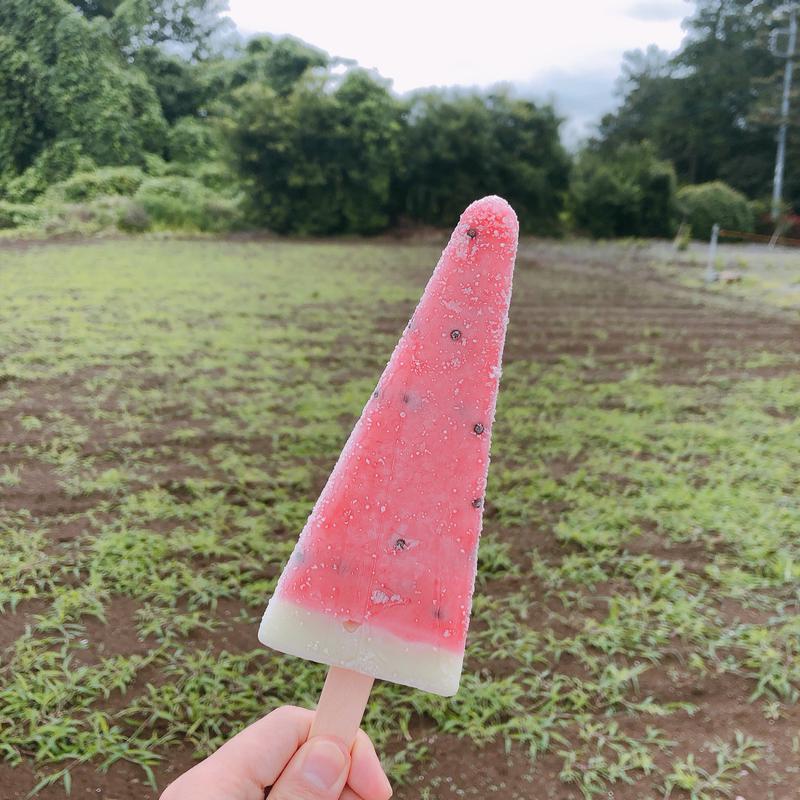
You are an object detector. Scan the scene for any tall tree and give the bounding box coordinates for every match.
[0,36,50,177]
[0,0,167,182]
[133,46,207,122]
[400,90,570,234]
[110,0,232,59]
[223,68,401,234]
[595,0,793,203]
[68,0,120,16]
[68,0,232,59]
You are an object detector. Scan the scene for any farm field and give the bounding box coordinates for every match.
[651,238,800,312]
[1,236,799,800]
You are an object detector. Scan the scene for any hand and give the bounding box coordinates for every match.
[160,706,393,800]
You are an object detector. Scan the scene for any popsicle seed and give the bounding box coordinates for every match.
[450,329,461,340]
[394,538,408,551]
[466,228,477,238]
[472,498,483,508]
[473,423,485,435]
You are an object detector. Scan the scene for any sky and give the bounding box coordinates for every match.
[225,0,690,144]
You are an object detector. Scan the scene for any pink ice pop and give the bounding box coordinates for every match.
[259,196,518,696]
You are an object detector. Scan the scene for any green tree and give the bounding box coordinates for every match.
[133,46,207,122]
[68,0,121,16]
[0,0,167,188]
[0,35,49,178]
[68,0,232,59]
[224,69,401,234]
[596,1,790,203]
[400,90,570,234]
[208,35,328,96]
[168,116,217,162]
[570,142,678,238]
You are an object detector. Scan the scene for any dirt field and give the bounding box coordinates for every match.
[1,236,799,799]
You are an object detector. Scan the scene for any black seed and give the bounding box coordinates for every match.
[473,423,485,435]
[450,329,461,340]
[394,538,408,551]
[472,497,483,508]
[433,605,443,620]
[402,393,410,403]
[466,228,477,238]
[372,390,379,399]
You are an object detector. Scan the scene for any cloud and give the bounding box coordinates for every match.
[626,0,688,22]
[515,67,623,149]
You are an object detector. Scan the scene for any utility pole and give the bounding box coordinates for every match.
[706,224,720,284]
[771,5,798,223]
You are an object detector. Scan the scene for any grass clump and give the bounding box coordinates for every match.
[0,238,797,797]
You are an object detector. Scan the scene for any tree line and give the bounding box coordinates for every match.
[592,0,800,235]
[0,0,795,239]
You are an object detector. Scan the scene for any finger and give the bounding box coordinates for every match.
[340,788,369,800]
[347,731,392,800]
[268,736,350,800]
[161,706,314,800]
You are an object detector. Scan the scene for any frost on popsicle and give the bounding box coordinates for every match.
[259,196,518,696]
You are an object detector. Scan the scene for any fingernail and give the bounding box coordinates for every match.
[300,739,348,791]
[379,771,393,798]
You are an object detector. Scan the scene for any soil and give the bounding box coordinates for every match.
[2,237,799,800]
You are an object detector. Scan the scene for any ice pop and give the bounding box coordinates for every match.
[259,196,518,698]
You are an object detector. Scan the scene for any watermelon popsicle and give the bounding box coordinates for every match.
[259,195,518,701]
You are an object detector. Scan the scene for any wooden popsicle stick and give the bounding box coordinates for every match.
[309,666,374,748]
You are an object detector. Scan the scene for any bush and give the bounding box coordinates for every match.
[117,200,151,232]
[571,142,678,238]
[134,176,242,231]
[747,197,800,237]
[3,140,94,203]
[168,117,217,163]
[143,153,169,177]
[0,200,42,229]
[677,181,753,240]
[49,167,147,203]
[191,162,240,195]
[39,197,126,235]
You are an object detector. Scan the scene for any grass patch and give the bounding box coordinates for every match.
[0,238,798,797]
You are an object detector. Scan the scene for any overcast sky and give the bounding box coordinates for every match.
[226,0,690,144]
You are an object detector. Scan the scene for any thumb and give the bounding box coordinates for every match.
[269,736,350,800]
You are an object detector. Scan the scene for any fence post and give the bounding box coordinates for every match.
[705,223,719,284]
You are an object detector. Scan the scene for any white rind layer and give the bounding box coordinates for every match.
[259,598,463,697]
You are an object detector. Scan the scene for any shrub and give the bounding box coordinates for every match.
[168,117,217,163]
[117,200,151,232]
[39,197,126,235]
[571,142,678,238]
[49,167,147,203]
[143,153,169,177]
[192,162,240,195]
[134,176,242,232]
[0,201,42,229]
[748,197,800,237]
[3,140,95,203]
[677,181,753,239]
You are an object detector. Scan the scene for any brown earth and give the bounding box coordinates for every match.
[1,237,799,800]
